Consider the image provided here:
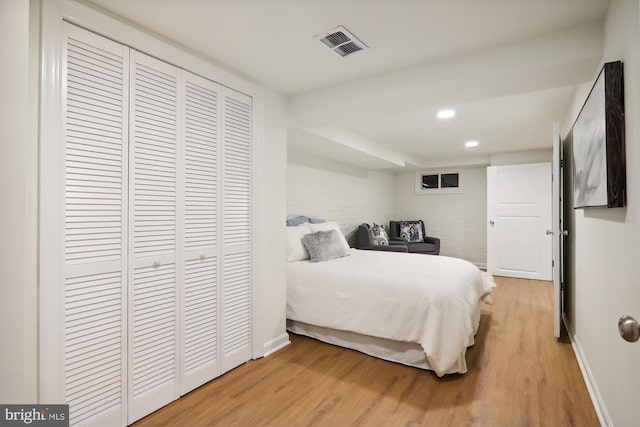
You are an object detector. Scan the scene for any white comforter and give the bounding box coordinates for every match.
[286,249,493,376]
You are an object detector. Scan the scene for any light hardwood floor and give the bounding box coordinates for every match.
[134,277,599,427]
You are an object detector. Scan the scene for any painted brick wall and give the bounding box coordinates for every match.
[393,167,488,267]
[287,152,396,246]
[288,152,555,267]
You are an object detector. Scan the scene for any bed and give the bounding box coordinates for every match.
[285,220,493,376]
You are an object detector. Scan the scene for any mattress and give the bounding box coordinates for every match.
[286,249,492,376]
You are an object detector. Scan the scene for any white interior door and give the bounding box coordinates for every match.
[180,71,222,394]
[487,163,553,281]
[128,50,180,424]
[62,23,129,427]
[220,88,253,373]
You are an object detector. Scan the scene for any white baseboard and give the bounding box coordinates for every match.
[263,333,290,357]
[562,313,612,427]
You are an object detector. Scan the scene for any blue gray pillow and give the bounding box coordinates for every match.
[286,216,326,226]
[301,230,349,262]
[286,216,310,227]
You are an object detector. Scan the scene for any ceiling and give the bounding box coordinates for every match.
[86,0,611,169]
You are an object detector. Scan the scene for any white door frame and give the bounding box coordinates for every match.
[552,123,563,338]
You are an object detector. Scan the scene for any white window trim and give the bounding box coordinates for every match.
[414,169,465,195]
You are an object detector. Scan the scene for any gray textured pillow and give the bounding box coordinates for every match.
[301,230,349,263]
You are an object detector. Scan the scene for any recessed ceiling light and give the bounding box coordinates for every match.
[437,109,456,119]
[465,140,479,148]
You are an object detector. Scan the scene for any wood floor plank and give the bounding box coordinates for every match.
[133,277,599,427]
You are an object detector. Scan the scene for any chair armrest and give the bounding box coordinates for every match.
[423,236,441,255]
[423,236,440,245]
[359,245,408,253]
[356,224,371,248]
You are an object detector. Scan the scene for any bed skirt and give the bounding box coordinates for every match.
[287,320,433,370]
[286,301,481,374]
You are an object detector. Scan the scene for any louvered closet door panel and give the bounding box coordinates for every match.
[222,90,251,247]
[63,23,128,427]
[180,72,221,394]
[220,88,253,373]
[128,50,179,424]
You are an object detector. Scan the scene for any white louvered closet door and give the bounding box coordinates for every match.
[180,71,222,394]
[127,50,180,424]
[56,22,255,427]
[62,23,129,427]
[220,88,253,373]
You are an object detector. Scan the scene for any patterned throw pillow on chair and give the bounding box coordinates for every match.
[368,223,389,245]
[400,221,423,243]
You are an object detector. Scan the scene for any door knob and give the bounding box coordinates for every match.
[489,221,495,226]
[618,315,640,342]
[546,229,554,235]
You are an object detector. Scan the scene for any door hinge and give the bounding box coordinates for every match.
[552,260,555,267]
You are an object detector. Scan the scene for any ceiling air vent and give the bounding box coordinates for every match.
[315,25,368,57]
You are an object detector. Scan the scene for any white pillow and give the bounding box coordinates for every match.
[286,222,312,262]
[308,221,350,252]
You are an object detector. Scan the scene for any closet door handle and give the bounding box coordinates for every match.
[153,260,161,268]
[199,253,206,260]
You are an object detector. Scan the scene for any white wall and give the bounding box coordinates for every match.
[259,89,289,354]
[0,0,39,403]
[490,148,551,166]
[287,151,396,245]
[394,167,487,266]
[562,1,640,425]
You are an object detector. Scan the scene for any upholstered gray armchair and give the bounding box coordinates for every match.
[389,220,440,255]
[356,224,408,252]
